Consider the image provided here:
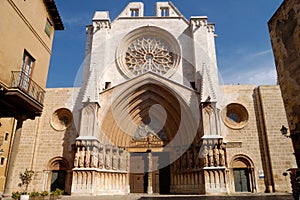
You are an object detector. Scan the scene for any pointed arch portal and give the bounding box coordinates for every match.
[101,79,200,193]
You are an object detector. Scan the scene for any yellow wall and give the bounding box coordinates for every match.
[0,118,16,193]
[0,0,56,89]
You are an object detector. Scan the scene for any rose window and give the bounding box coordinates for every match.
[124,37,175,76]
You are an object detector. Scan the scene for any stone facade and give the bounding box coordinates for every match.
[5,1,297,196]
[268,0,300,167]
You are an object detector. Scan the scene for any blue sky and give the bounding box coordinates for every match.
[47,0,283,88]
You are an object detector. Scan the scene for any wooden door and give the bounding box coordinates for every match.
[152,171,159,193]
[234,168,250,192]
[130,173,145,193]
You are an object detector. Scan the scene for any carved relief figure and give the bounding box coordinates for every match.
[218,138,226,166]
[74,147,80,168]
[208,146,214,167]
[188,149,194,169]
[194,148,199,169]
[213,145,219,167]
[79,147,85,168]
[85,147,91,168]
[90,150,98,168]
[181,153,186,170]
[112,149,119,170]
[98,150,104,169]
[105,149,111,169]
[199,145,208,167]
[133,123,160,141]
[120,151,126,171]
[219,148,225,166]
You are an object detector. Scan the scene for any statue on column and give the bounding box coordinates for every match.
[213,145,219,167]
[199,145,208,167]
[79,147,85,168]
[74,147,80,168]
[219,148,225,166]
[194,148,199,169]
[105,148,111,169]
[85,147,91,168]
[90,150,98,168]
[120,151,126,171]
[208,146,214,167]
[112,149,119,170]
[187,149,193,169]
[98,150,104,169]
[181,153,187,170]
[218,139,226,166]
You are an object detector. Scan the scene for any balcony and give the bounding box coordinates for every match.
[0,71,45,120]
[10,71,45,105]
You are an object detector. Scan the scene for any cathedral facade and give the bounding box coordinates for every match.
[5,2,296,196]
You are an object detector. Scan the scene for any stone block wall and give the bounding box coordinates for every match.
[255,85,296,192]
[222,85,296,193]
[8,88,79,193]
[222,85,265,193]
[268,0,300,166]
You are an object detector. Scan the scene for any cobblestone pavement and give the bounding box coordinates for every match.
[60,193,294,200]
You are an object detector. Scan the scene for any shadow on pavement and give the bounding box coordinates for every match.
[138,194,294,200]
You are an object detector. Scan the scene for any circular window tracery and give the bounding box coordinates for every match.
[223,103,249,129]
[50,108,73,131]
[125,37,174,76]
[117,26,181,78]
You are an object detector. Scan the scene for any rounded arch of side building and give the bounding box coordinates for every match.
[229,154,257,193]
[46,157,72,194]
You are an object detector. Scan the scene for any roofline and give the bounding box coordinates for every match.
[268,0,287,25]
[44,0,64,30]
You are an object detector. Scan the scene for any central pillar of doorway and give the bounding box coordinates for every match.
[147,152,153,194]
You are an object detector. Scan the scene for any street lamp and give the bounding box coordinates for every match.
[280,125,289,137]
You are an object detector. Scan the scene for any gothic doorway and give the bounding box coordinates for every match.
[230,155,255,193]
[100,81,199,194]
[129,152,170,194]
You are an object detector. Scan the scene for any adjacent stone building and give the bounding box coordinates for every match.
[0,0,63,196]
[268,0,300,167]
[6,2,296,196]
[268,1,300,198]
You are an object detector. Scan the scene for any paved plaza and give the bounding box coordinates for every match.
[60,193,294,200]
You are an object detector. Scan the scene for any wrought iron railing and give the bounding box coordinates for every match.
[10,71,45,105]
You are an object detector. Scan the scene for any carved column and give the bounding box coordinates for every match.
[147,152,153,194]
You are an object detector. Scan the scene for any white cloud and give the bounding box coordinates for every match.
[219,49,277,86]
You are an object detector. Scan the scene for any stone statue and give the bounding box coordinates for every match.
[112,149,119,170]
[105,150,111,169]
[85,147,91,168]
[181,153,187,169]
[133,123,159,141]
[79,147,85,168]
[213,145,219,167]
[98,150,104,169]
[219,148,225,166]
[120,151,126,171]
[194,148,199,169]
[188,149,194,169]
[208,146,214,167]
[90,150,98,168]
[200,145,208,167]
[74,147,80,167]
